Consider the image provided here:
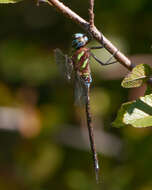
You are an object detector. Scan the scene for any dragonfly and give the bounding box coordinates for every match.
[55,33,118,183]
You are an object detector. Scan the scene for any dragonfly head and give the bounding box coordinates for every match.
[72,33,89,49]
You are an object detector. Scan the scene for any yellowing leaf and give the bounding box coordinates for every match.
[121,64,152,88]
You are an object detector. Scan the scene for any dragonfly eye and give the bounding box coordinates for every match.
[73,33,84,39]
[72,33,89,49]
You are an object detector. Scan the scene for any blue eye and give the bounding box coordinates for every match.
[74,33,84,38]
[72,39,79,47]
[84,36,89,42]
[72,33,89,49]
[76,41,84,48]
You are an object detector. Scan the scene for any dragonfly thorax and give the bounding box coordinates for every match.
[72,47,92,88]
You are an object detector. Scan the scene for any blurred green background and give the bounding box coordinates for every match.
[0,0,152,189]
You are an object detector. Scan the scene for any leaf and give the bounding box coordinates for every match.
[113,94,152,128]
[121,64,152,88]
[0,0,22,3]
[145,84,152,95]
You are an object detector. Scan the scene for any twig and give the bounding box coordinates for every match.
[47,0,134,71]
[86,87,99,183]
[89,0,95,28]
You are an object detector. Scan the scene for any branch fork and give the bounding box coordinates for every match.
[46,0,134,71]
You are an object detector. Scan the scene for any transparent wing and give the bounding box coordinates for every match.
[74,73,88,106]
[54,48,73,80]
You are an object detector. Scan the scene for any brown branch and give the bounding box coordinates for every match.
[89,0,95,28]
[47,0,133,71]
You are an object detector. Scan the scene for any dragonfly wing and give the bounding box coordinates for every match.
[54,48,73,80]
[66,56,73,80]
[74,73,88,106]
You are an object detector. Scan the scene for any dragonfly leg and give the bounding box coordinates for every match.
[89,35,105,50]
[91,50,118,66]
[90,46,104,50]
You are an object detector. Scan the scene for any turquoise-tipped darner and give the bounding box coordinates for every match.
[55,33,118,183]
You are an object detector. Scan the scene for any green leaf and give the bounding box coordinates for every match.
[121,64,152,88]
[0,0,22,3]
[145,84,152,95]
[113,94,152,128]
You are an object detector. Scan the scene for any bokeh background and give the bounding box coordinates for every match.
[0,0,152,189]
